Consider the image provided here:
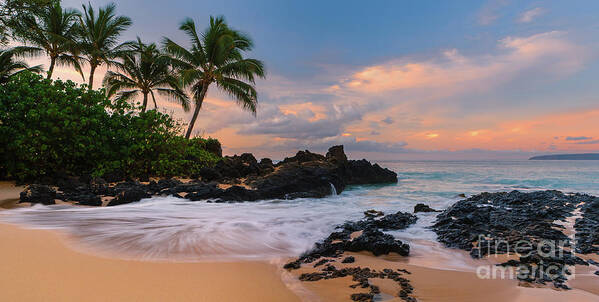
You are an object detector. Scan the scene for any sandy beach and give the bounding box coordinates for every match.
[290,252,599,302]
[1,181,599,301]
[0,182,24,209]
[0,223,301,302]
[1,182,300,301]
[0,220,597,301]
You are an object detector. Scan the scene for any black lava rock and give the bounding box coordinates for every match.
[364,209,384,218]
[432,190,595,289]
[108,186,150,206]
[285,210,417,269]
[342,256,355,263]
[19,184,56,205]
[414,203,440,213]
[17,145,400,207]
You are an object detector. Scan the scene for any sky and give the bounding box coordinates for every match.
[33,0,599,159]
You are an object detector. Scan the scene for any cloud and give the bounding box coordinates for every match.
[334,31,587,95]
[518,7,545,23]
[382,117,394,124]
[565,136,593,141]
[573,140,599,145]
[239,103,363,139]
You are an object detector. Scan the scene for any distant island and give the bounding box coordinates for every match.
[529,153,599,160]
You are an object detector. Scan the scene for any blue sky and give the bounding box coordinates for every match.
[50,0,599,159]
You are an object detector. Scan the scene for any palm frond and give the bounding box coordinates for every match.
[216,76,258,114]
[216,58,265,83]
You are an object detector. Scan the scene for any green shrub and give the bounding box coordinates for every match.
[0,72,221,181]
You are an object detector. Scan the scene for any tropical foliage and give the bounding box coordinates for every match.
[11,1,83,79]
[0,72,220,181]
[0,0,52,45]
[0,47,41,83]
[0,1,266,181]
[103,38,189,112]
[77,2,131,88]
[163,16,265,138]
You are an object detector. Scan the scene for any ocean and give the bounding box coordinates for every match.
[3,160,599,270]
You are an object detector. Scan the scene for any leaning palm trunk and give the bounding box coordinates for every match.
[185,85,208,139]
[88,64,97,88]
[141,92,148,112]
[47,57,56,79]
[163,16,265,140]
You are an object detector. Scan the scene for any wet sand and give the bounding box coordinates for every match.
[0,181,24,209]
[0,223,301,302]
[290,252,599,302]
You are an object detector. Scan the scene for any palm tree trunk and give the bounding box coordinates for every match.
[88,64,97,89]
[185,85,209,139]
[151,92,158,109]
[47,57,56,79]
[142,92,148,112]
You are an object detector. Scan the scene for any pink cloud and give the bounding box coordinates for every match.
[518,7,545,23]
[335,31,587,95]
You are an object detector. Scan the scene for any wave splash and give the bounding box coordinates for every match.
[0,196,372,261]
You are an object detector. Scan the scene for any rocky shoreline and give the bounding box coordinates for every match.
[432,190,599,289]
[12,149,599,300]
[280,190,599,301]
[284,210,419,302]
[18,145,397,206]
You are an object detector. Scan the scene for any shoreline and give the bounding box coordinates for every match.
[1,220,598,302]
[0,222,301,302]
[2,180,599,301]
[0,181,25,209]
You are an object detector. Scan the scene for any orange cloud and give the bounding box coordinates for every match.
[333,31,586,95]
[279,102,328,121]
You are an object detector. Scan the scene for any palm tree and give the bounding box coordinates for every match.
[77,3,131,89]
[12,1,83,79]
[0,47,42,83]
[103,38,189,112]
[163,16,265,139]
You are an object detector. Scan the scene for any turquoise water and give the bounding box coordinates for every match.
[2,160,598,266]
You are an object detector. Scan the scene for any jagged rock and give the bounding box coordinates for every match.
[345,211,418,231]
[342,256,355,263]
[250,161,345,200]
[17,145,399,206]
[75,195,102,206]
[213,153,262,179]
[259,158,273,167]
[216,186,260,202]
[198,167,222,182]
[345,159,397,184]
[19,184,56,205]
[414,203,440,213]
[107,186,150,206]
[184,184,221,201]
[258,158,275,175]
[347,228,410,256]
[297,264,416,302]
[148,178,182,193]
[432,190,594,289]
[286,211,417,268]
[279,150,327,165]
[574,196,599,254]
[326,145,348,164]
